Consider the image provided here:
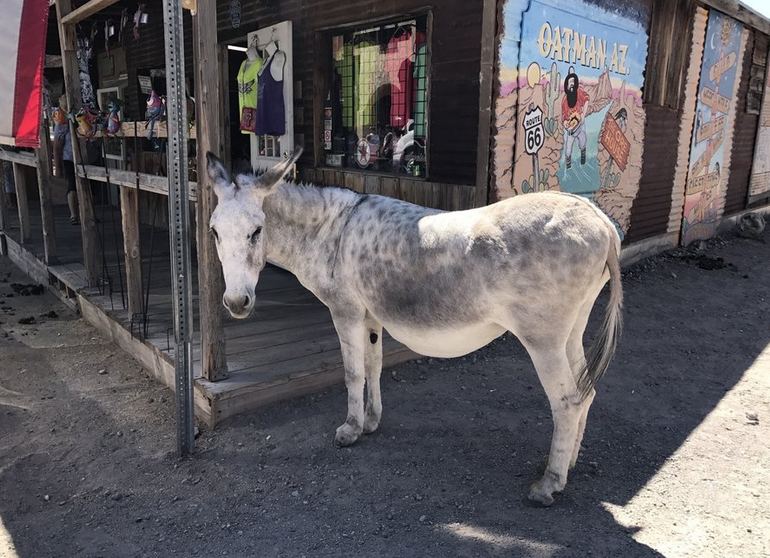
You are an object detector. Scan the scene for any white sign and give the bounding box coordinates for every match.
[523,105,544,155]
[138,75,152,94]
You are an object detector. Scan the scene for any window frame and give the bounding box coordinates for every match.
[316,11,433,180]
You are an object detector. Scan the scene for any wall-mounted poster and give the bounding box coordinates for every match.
[681,11,745,246]
[499,0,649,239]
[748,49,770,201]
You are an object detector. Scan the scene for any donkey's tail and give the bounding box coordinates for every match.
[576,228,623,399]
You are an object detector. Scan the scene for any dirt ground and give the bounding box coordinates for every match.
[1,230,769,558]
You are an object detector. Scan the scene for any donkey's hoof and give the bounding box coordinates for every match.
[528,472,563,507]
[362,410,380,434]
[527,483,555,507]
[334,423,361,447]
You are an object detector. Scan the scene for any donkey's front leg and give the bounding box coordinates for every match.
[330,310,367,447]
[363,315,383,434]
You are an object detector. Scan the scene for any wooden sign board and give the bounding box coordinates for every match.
[600,114,630,171]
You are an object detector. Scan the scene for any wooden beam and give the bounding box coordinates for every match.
[0,150,38,167]
[12,164,31,244]
[0,162,9,243]
[474,0,497,209]
[76,164,198,201]
[92,121,197,139]
[119,185,143,317]
[60,0,119,26]
[36,118,57,263]
[699,0,770,35]
[193,4,228,381]
[55,0,100,286]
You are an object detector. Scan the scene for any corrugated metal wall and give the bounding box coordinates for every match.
[625,0,696,243]
[724,30,765,215]
[625,105,681,242]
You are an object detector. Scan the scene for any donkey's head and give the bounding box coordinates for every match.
[206,148,302,319]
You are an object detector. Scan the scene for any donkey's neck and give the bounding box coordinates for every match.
[262,182,362,282]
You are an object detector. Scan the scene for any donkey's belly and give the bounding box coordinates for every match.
[384,321,507,358]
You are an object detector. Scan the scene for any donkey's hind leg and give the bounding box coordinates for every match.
[524,340,584,506]
[566,287,604,468]
[363,314,384,434]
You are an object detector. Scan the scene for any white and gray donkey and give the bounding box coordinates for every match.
[206,148,623,506]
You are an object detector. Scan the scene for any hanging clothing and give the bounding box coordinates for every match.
[237,56,263,134]
[384,30,414,128]
[255,51,286,136]
[354,40,378,137]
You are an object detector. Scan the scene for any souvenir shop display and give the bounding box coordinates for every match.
[325,19,428,176]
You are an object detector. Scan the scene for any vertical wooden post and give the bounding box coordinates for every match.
[120,185,143,316]
[474,0,497,208]
[36,115,58,263]
[0,162,9,254]
[12,163,31,243]
[55,0,100,286]
[193,2,228,381]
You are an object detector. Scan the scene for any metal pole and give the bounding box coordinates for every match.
[162,0,194,456]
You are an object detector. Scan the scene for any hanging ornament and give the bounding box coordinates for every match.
[229,0,241,29]
[76,32,96,107]
[118,8,129,43]
[145,89,165,148]
[133,3,147,41]
[75,106,100,139]
[105,98,122,137]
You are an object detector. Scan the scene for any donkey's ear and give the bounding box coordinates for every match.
[235,147,303,199]
[257,147,303,189]
[206,152,233,199]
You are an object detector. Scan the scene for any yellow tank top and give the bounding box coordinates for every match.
[237,57,263,134]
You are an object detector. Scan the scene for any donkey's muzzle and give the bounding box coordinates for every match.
[223,293,252,317]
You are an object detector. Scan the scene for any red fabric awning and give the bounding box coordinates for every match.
[0,0,49,148]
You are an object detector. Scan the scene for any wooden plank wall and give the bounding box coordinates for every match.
[626,0,696,243]
[724,30,766,215]
[215,0,483,204]
[299,167,477,211]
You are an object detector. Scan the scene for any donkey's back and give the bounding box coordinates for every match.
[334,191,617,361]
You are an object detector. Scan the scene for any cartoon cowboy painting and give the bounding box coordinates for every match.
[562,66,590,169]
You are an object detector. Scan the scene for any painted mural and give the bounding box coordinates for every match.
[681,11,745,246]
[748,50,770,200]
[497,0,649,238]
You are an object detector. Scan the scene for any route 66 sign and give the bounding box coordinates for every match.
[523,105,544,155]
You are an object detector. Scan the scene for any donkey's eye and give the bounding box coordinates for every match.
[209,227,219,241]
[249,227,262,243]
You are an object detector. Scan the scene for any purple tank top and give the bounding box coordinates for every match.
[255,53,286,136]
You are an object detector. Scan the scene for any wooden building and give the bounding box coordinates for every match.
[1,0,769,427]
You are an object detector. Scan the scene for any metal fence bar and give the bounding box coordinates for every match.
[162,0,194,456]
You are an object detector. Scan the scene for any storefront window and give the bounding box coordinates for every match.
[326,17,428,177]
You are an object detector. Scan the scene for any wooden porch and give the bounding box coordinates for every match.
[0,197,414,426]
